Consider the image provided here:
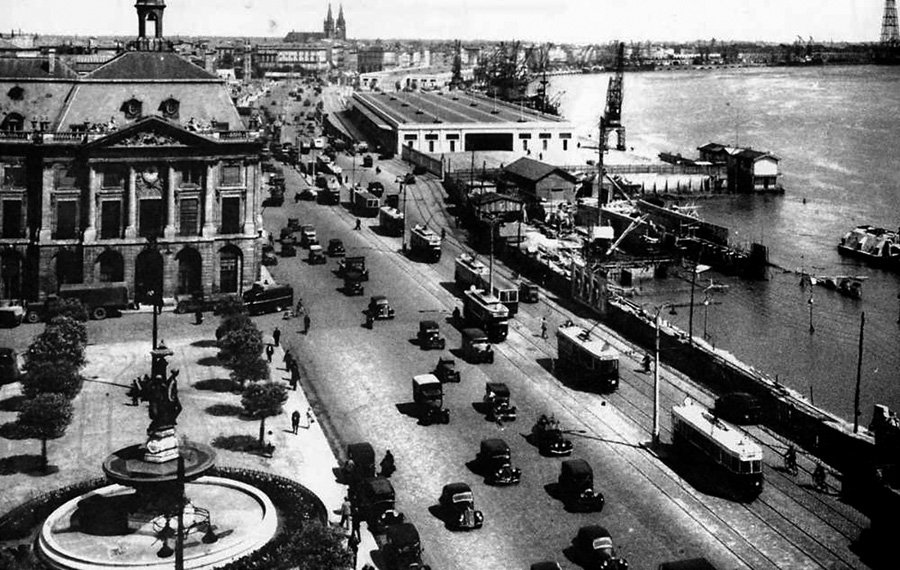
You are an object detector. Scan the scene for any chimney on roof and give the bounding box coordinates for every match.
[47,48,55,74]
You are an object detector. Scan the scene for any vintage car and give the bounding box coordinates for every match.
[558,459,605,512]
[0,300,25,328]
[262,246,278,266]
[477,438,521,486]
[337,255,369,280]
[343,442,376,491]
[286,218,301,231]
[358,476,405,532]
[281,243,297,257]
[308,244,326,264]
[298,186,317,201]
[483,382,517,422]
[412,374,450,425]
[417,320,446,350]
[174,293,237,315]
[368,295,395,320]
[432,357,460,383]
[531,414,573,456]
[300,225,318,248]
[279,227,298,244]
[362,155,374,168]
[461,328,494,364]
[382,523,431,570]
[327,238,346,257]
[438,482,484,530]
[367,180,384,197]
[571,525,628,570]
[344,270,365,296]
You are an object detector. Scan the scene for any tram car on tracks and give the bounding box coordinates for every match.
[556,322,620,392]
[671,397,764,501]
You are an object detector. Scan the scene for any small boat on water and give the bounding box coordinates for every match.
[801,274,866,299]
[838,225,900,270]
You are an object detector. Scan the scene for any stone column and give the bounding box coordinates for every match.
[202,162,216,237]
[242,162,255,234]
[38,164,54,242]
[164,165,176,239]
[125,166,137,238]
[83,165,98,243]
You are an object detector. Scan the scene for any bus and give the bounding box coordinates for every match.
[379,206,404,237]
[462,288,509,343]
[671,398,764,501]
[556,323,619,392]
[454,254,519,315]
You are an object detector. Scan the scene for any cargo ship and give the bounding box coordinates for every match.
[837,225,900,270]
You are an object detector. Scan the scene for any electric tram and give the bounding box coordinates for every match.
[671,397,764,500]
[556,322,620,392]
[462,288,509,343]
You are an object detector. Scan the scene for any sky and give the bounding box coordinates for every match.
[4,0,886,44]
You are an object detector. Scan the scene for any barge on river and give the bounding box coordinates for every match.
[837,225,900,270]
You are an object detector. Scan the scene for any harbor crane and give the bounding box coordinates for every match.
[600,41,626,153]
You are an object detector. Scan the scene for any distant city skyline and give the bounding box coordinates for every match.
[5,0,885,44]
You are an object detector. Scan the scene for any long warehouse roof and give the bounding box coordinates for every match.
[353,90,570,128]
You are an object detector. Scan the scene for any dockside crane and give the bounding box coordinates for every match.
[601,41,626,153]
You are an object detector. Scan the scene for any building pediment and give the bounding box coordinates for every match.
[83,116,217,151]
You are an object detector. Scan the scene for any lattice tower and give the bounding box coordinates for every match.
[882,0,900,44]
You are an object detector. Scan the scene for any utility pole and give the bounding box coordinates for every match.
[402,178,408,252]
[175,453,185,570]
[853,312,865,433]
[808,293,815,333]
[652,307,663,446]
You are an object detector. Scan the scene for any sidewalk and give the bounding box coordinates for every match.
[267,343,377,569]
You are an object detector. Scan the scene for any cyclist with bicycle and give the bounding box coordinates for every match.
[783,444,798,475]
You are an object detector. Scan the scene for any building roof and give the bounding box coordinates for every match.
[503,157,577,184]
[735,148,779,162]
[89,51,218,81]
[469,192,523,207]
[697,142,727,153]
[353,90,568,128]
[0,56,78,79]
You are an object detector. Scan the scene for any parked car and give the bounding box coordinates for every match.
[0,347,21,385]
[327,238,345,257]
[343,442,376,491]
[531,414,573,456]
[262,248,279,266]
[432,357,460,383]
[344,270,365,296]
[438,482,484,530]
[368,295,395,320]
[242,283,294,316]
[281,243,297,257]
[461,328,494,364]
[308,244,326,264]
[362,155,374,168]
[417,320,446,350]
[357,477,405,532]
[713,392,764,425]
[571,525,628,570]
[412,374,450,425]
[174,293,236,315]
[558,459,605,512]
[476,438,521,485]
[483,382,517,422]
[367,181,385,197]
[0,300,25,327]
[382,523,431,570]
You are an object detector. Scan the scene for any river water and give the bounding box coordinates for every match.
[550,66,900,424]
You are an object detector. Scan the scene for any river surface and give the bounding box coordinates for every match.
[550,66,900,424]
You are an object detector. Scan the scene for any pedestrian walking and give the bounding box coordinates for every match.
[540,316,548,339]
[273,327,281,347]
[284,349,293,370]
[351,515,361,542]
[355,218,362,230]
[306,406,315,428]
[194,309,203,325]
[642,353,652,373]
[265,344,274,363]
[303,313,311,334]
[291,410,301,434]
[441,227,446,240]
[296,299,304,315]
[290,363,299,390]
[339,496,352,530]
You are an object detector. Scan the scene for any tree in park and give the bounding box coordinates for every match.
[21,316,87,399]
[218,318,263,366]
[229,354,270,390]
[17,393,74,472]
[241,381,288,446]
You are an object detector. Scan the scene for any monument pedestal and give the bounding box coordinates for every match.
[144,427,179,463]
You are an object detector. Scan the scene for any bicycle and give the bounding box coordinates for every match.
[783,450,799,476]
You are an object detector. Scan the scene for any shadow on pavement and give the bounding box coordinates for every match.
[205,403,246,418]
[211,434,259,453]
[191,339,218,348]
[0,453,43,475]
[193,378,236,392]
[196,356,222,367]
[0,421,29,440]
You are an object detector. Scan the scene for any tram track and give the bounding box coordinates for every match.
[292,161,869,569]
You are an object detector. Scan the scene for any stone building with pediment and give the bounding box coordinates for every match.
[0,0,263,306]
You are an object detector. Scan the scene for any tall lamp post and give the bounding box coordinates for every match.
[651,303,673,447]
[395,175,409,251]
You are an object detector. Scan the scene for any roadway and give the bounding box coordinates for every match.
[257,82,872,570]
